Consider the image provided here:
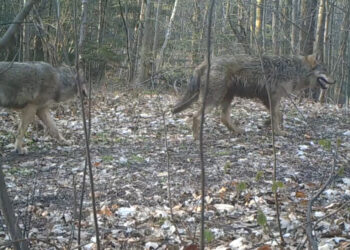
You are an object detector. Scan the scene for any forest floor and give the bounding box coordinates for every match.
[0,88,349,250]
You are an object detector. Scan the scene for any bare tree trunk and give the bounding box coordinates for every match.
[152,0,161,75]
[316,0,327,103]
[300,0,317,55]
[250,0,256,51]
[272,0,280,55]
[228,1,251,54]
[0,164,29,250]
[255,0,263,37]
[135,0,153,84]
[281,0,292,54]
[334,2,350,104]
[23,0,30,61]
[314,0,326,59]
[97,0,107,46]
[191,0,202,65]
[130,1,144,83]
[262,0,267,51]
[79,0,88,50]
[291,0,298,53]
[156,0,179,71]
[0,0,39,50]
[324,0,332,67]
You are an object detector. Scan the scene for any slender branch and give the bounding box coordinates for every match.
[199,1,215,249]
[0,0,40,49]
[306,144,338,249]
[118,0,131,67]
[0,237,59,249]
[0,163,29,250]
[73,0,101,249]
[240,2,285,245]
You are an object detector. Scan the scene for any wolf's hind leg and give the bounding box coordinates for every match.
[15,104,37,154]
[220,94,244,134]
[36,108,70,144]
[192,104,214,140]
[270,100,287,136]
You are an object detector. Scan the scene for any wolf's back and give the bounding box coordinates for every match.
[0,62,59,108]
[172,62,207,113]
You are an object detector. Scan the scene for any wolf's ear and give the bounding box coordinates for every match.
[305,54,318,68]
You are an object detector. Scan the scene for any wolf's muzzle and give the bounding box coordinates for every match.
[317,75,335,90]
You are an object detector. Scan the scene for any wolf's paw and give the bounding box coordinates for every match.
[59,138,73,146]
[193,133,199,140]
[264,118,271,126]
[233,127,245,135]
[13,146,28,155]
[274,129,288,136]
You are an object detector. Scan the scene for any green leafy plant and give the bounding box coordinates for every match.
[272,181,284,192]
[318,139,332,151]
[257,209,267,227]
[237,182,247,193]
[204,229,214,243]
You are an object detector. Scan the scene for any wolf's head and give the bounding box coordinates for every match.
[57,66,88,102]
[305,54,335,89]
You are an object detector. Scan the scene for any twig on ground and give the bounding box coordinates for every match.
[306,143,339,250]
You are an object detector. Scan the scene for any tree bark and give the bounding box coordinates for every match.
[255,0,263,36]
[191,0,202,65]
[152,0,161,75]
[334,2,350,104]
[300,0,317,55]
[22,0,31,61]
[281,0,292,54]
[250,0,256,50]
[272,0,280,55]
[0,0,39,50]
[314,0,326,60]
[156,0,179,71]
[135,0,153,84]
[291,0,299,53]
[97,0,108,46]
[79,0,88,50]
[0,163,29,250]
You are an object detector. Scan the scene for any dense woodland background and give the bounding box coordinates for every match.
[0,0,350,104]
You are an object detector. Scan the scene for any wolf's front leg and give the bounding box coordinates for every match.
[36,108,71,145]
[14,105,37,154]
[220,99,244,135]
[271,106,287,136]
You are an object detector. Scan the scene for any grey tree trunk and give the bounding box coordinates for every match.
[79,0,88,50]
[291,0,298,53]
[152,0,161,75]
[23,0,30,61]
[0,163,29,250]
[334,3,350,104]
[300,0,317,55]
[0,0,39,50]
[156,0,179,71]
[314,0,326,59]
[255,0,263,37]
[135,0,152,85]
[272,0,280,55]
[191,0,202,65]
[97,0,107,46]
[250,0,256,51]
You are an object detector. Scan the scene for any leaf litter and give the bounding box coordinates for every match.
[0,90,349,249]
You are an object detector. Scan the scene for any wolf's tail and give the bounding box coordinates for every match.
[172,63,206,113]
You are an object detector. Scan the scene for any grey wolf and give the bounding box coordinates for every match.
[0,61,86,154]
[173,54,335,139]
